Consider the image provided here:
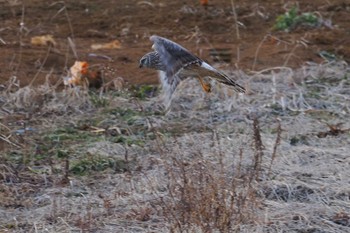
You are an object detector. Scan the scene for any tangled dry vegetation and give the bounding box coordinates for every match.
[0,60,349,232]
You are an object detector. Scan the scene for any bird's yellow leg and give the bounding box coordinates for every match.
[197,77,211,93]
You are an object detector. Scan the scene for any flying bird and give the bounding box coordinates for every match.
[139,35,245,107]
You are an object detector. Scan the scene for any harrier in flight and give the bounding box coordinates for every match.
[139,35,245,107]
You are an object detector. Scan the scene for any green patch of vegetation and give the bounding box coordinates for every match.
[306,110,339,121]
[70,155,128,175]
[268,103,285,115]
[130,85,158,100]
[104,102,164,126]
[109,107,146,125]
[43,127,92,142]
[89,91,110,107]
[56,149,69,158]
[3,223,16,230]
[37,127,105,164]
[274,6,319,32]
[112,135,145,146]
[290,134,309,146]
[75,117,109,131]
[2,151,25,164]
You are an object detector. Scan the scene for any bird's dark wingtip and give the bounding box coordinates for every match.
[236,85,246,93]
[221,78,246,93]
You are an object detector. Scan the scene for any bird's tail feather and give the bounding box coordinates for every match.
[216,71,246,93]
[201,62,245,93]
[220,77,246,93]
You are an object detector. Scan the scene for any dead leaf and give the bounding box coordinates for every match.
[31,35,57,47]
[91,40,122,50]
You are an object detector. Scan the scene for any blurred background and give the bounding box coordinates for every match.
[0,0,349,87]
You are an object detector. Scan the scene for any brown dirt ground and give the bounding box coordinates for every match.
[0,0,349,87]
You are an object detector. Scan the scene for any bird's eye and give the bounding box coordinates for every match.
[139,58,146,68]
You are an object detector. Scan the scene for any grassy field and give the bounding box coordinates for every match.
[1,61,350,232]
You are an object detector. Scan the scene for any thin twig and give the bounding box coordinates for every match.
[231,0,240,40]
[0,134,22,148]
[268,119,282,176]
[252,35,269,71]
[29,45,53,86]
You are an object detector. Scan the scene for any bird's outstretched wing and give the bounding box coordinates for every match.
[150,35,201,78]
[150,36,202,106]
[150,35,245,94]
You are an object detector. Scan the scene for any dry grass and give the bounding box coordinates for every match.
[1,59,349,232]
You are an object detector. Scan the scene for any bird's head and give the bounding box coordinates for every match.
[139,51,162,69]
[139,53,152,68]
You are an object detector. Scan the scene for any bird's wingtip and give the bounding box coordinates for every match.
[150,35,159,41]
[236,85,246,93]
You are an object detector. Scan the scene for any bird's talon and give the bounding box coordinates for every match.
[197,77,211,93]
[202,83,211,93]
